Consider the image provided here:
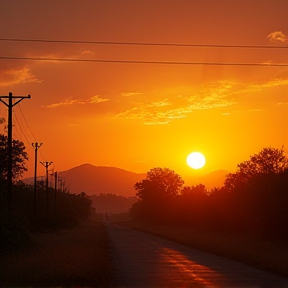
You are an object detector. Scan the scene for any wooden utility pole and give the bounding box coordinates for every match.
[32,142,42,213]
[0,92,31,211]
[40,161,53,214]
[54,171,57,212]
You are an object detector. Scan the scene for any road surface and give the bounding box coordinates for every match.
[106,223,288,287]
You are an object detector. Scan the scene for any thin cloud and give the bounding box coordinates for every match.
[46,95,109,108]
[120,92,144,97]
[81,50,94,55]
[46,99,82,108]
[90,95,109,103]
[115,81,238,125]
[267,31,287,43]
[115,78,287,125]
[0,68,42,87]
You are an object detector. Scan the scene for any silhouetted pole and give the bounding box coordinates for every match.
[54,171,57,212]
[40,161,53,214]
[58,178,62,193]
[32,142,42,213]
[62,180,66,193]
[0,92,31,211]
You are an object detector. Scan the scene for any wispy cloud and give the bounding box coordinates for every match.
[0,68,42,87]
[46,99,83,108]
[267,31,287,43]
[115,81,237,125]
[114,78,288,125]
[46,95,109,108]
[120,92,144,97]
[90,95,109,103]
[81,50,94,55]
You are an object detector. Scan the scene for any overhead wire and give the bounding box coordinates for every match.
[13,110,31,145]
[0,56,287,67]
[16,105,47,161]
[18,104,37,142]
[0,38,288,49]
[1,37,287,66]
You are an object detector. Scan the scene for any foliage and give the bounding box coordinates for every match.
[135,167,184,200]
[224,146,288,191]
[0,180,93,252]
[90,193,138,214]
[0,134,28,180]
[131,147,288,241]
[133,168,184,221]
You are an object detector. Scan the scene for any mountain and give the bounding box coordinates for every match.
[57,164,146,197]
[184,170,228,190]
[24,164,228,197]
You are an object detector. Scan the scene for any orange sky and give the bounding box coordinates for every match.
[0,0,287,181]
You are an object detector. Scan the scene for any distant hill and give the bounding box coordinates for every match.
[184,170,228,189]
[24,164,228,196]
[57,164,147,196]
[22,164,145,197]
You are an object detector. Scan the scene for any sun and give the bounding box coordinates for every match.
[187,152,206,169]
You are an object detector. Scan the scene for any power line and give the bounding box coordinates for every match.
[0,56,287,67]
[0,38,287,49]
[39,149,47,162]
[18,104,37,142]
[13,110,31,145]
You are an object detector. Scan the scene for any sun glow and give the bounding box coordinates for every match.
[187,152,206,169]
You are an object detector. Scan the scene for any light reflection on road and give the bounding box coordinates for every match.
[107,223,288,287]
[158,247,225,286]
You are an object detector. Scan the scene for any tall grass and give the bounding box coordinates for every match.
[0,221,113,287]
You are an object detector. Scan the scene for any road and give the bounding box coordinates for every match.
[106,223,288,288]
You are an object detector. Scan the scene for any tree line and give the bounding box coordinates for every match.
[0,134,93,252]
[131,147,288,241]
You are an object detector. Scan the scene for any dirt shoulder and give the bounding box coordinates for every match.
[0,221,113,287]
[117,220,288,278]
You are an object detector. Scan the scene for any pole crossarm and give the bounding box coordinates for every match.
[0,94,31,106]
[40,161,53,168]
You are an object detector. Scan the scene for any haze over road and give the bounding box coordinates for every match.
[106,223,288,287]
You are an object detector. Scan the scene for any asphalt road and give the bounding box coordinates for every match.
[106,223,288,288]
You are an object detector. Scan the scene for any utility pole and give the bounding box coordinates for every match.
[0,92,31,211]
[40,161,53,214]
[54,171,57,212]
[58,178,63,193]
[32,142,42,213]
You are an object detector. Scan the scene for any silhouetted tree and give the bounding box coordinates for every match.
[224,146,288,191]
[134,167,184,221]
[0,134,28,180]
[135,167,184,200]
[177,184,209,225]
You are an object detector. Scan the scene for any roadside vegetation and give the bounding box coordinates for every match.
[0,220,113,287]
[128,147,288,277]
[0,134,113,287]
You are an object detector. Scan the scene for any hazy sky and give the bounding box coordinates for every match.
[0,0,287,180]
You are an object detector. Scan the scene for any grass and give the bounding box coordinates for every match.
[118,219,288,278]
[0,220,113,287]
